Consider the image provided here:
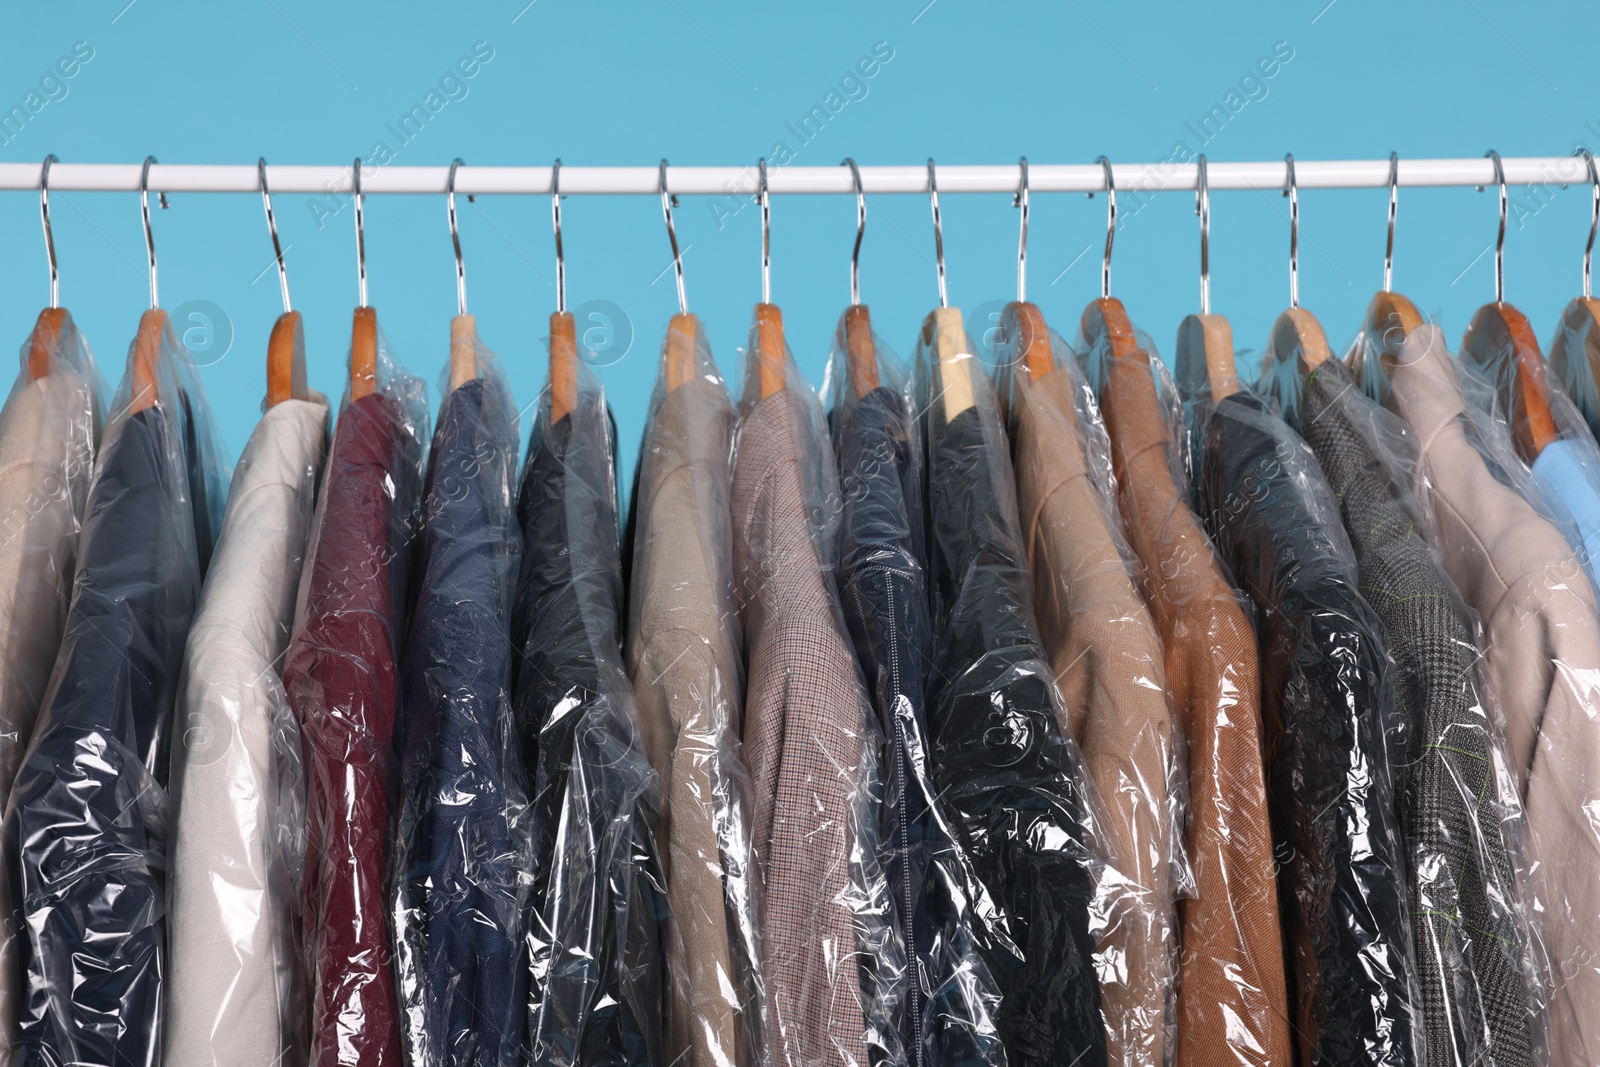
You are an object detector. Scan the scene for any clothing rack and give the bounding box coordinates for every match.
[0,156,1587,195]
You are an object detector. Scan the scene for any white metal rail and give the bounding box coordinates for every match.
[0,157,1587,196]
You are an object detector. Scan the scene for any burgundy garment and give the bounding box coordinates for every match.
[284,392,421,1067]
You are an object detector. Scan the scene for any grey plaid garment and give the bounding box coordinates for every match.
[1300,360,1533,1067]
[731,385,887,1067]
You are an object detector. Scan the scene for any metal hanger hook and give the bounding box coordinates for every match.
[1487,149,1507,304]
[447,158,468,316]
[140,155,162,310]
[843,158,865,306]
[1015,156,1030,302]
[1384,151,1399,293]
[40,154,59,309]
[927,158,947,308]
[353,157,368,308]
[258,157,291,315]
[659,159,687,314]
[552,159,566,314]
[1095,156,1116,299]
[1195,154,1211,315]
[1579,147,1597,300]
[1284,152,1300,309]
[759,158,771,305]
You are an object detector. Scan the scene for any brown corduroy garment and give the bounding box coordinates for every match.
[731,386,874,1067]
[628,378,755,1067]
[1097,351,1293,1067]
[1009,365,1177,1067]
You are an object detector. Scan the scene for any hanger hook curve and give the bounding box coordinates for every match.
[1284,152,1300,309]
[659,159,687,315]
[926,159,947,308]
[1579,147,1598,301]
[1015,157,1030,303]
[140,155,161,310]
[40,154,59,310]
[1195,154,1210,314]
[447,158,467,316]
[259,157,291,314]
[843,158,865,306]
[353,157,368,308]
[1384,151,1399,293]
[759,158,771,305]
[552,159,566,313]
[1487,149,1507,303]
[1095,156,1116,299]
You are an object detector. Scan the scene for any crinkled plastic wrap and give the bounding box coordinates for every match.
[729,311,904,1067]
[510,352,666,1065]
[914,307,1109,1067]
[823,308,1006,1067]
[1085,322,1293,1066]
[1184,374,1424,1066]
[0,314,102,814]
[282,327,427,1067]
[1549,307,1600,445]
[392,338,529,1067]
[993,309,1180,1067]
[0,312,225,1067]
[1260,345,1546,1066]
[1366,325,1600,1065]
[625,315,763,1067]
[167,380,329,1067]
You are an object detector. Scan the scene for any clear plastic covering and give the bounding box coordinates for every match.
[167,382,329,1067]
[730,308,903,1067]
[1259,344,1545,1066]
[1548,304,1600,445]
[1369,324,1600,1066]
[510,349,666,1065]
[914,306,1110,1067]
[994,306,1180,1067]
[1084,319,1293,1066]
[0,312,225,1066]
[282,326,427,1067]
[0,313,102,814]
[392,336,529,1067]
[1182,369,1424,1065]
[823,306,1006,1067]
[625,314,763,1067]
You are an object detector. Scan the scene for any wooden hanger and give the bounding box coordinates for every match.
[845,305,879,400]
[28,307,68,382]
[1549,296,1600,418]
[754,303,787,399]
[1079,296,1138,373]
[449,313,478,395]
[664,312,698,394]
[550,311,577,421]
[350,306,377,400]
[1006,300,1055,385]
[130,309,167,415]
[265,311,308,408]
[1174,155,1239,402]
[1462,301,1558,461]
[1359,290,1424,373]
[1269,306,1333,371]
[919,305,972,420]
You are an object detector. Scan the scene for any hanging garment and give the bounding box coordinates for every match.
[1091,334,1291,1067]
[1001,321,1177,1067]
[1,315,223,1067]
[1530,438,1600,577]
[1194,385,1421,1067]
[625,317,762,1067]
[283,345,426,1067]
[730,316,901,1067]
[511,360,666,1067]
[1265,354,1537,1067]
[1382,325,1600,1066]
[827,312,1005,1067]
[392,351,529,1067]
[917,309,1106,1067]
[0,314,101,816]
[167,392,329,1067]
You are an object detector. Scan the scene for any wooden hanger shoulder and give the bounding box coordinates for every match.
[755,302,786,400]
[922,305,972,421]
[664,312,698,394]
[549,310,577,422]
[28,307,69,382]
[1175,312,1237,402]
[1462,301,1558,460]
[448,313,478,395]
[130,308,167,415]
[1360,289,1423,372]
[350,306,378,401]
[844,304,879,400]
[1005,299,1055,384]
[1269,305,1332,370]
[1080,296,1139,366]
[265,310,307,408]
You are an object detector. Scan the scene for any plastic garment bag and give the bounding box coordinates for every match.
[729,314,903,1067]
[282,330,427,1067]
[997,317,1180,1067]
[1086,325,1292,1067]
[915,308,1108,1067]
[0,314,225,1067]
[0,315,102,816]
[1186,376,1423,1066]
[1260,348,1544,1066]
[391,340,530,1067]
[166,385,329,1067]
[824,310,1006,1067]
[625,316,763,1067]
[1368,325,1600,1065]
[511,355,666,1067]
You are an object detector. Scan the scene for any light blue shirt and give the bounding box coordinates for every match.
[1533,437,1600,586]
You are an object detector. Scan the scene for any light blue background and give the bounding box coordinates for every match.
[2,0,1598,490]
